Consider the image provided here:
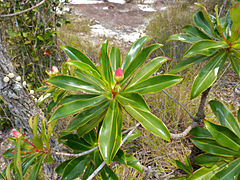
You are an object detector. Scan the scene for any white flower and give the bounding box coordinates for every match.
[34,98,38,103]
[8,73,15,78]
[16,76,21,81]
[22,81,26,87]
[3,76,10,83]
[29,90,34,94]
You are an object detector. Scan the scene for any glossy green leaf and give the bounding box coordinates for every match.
[125,75,183,95]
[211,158,240,180]
[3,148,14,159]
[128,56,169,87]
[0,172,4,179]
[169,55,208,74]
[29,155,44,180]
[67,61,103,82]
[184,40,227,58]
[190,127,213,138]
[62,156,89,180]
[6,163,11,180]
[60,94,98,105]
[191,51,227,99]
[48,75,103,93]
[110,47,121,72]
[82,162,95,180]
[59,134,93,152]
[174,160,191,174]
[122,35,151,71]
[168,33,203,43]
[100,40,114,86]
[191,138,239,157]
[230,2,240,41]
[113,149,127,165]
[32,113,39,138]
[183,25,211,39]
[205,120,240,151]
[194,154,228,167]
[209,100,240,137]
[47,91,66,112]
[100,165,118,180]
[122,44,163,85]
[99,100,121,164]
[67,101,108,131]
[193,11,214,38]
[41,118,49,149]
[116,92,150,111]
[61,46,99,73]
[50,95,106,122]
[56,159,72,175]
[184,156,193,173]
[230,55,240,77]
[37,93,51,106]
[124,129,142,142]
[14,137,23,180]
[124,105,171,141]
[126,154,143,173]
[188,162,226,180]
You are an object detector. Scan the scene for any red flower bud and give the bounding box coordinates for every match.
[114,68,124,82]
[12,130,22,138]
[12,150,15,154]
[44,50,51,55]
[44,82,50,85]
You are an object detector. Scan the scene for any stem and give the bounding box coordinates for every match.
[52,146,98,157]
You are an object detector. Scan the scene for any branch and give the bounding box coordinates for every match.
[52,146,98,157]
[170,122,198,139]
[0,0,46,18]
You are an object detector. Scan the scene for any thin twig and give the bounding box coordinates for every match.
[0,0,46,18]
[170,121,198,139]
[52,146,98,157]
[162,90,194,120]
[87,123,141,180]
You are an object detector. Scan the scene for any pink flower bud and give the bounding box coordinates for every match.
[44,50,51,55]
[114,68,124,82]
[12,130,22,138]
[44,82,50,85]
[12,150,15,154]
[52,66,59,73]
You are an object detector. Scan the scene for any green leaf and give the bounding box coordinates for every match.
[122,44,163,85]
[125,75,183,95]
[67,61,103,83]
[188,162,226,180]
[32,136,43,151]
[193,11,214,38]
[14,137,23,180]
[67,101,109,131]
[113,149,127,165]
[184,156,193,173]
[61,46,99,73]
[44,154,54,164]
[110,47,121,72]
[190,127,213,138]
[122,35,151,71]
[3,148,15,159]
[100,165,118,180]
[209,100,240,137]
[59,94,98,105]
[168,33,203,43]
[194,154,228,167]
[47,91,66,112]
[183,25,211,39]
[32,113,39,138]
[116,92,150,111]
[124,129,142,142]
[211,157,240,180]
[230,55,240,77]
[205,120,240,151]
[56,159,72,175]
[100,40,114,86]
[99,100,121,164]
[191,51,227,99]
[59,134,93,152]
[124,105,171,141]
[170,176,188,180]
[82,162,95,180]
[62,156,89,180]
[126,154,143,173]
[184,40,228,58]
[48,75,103,93]
[50,95,106,122]
[6,163,11,180]
[230,2,240,41]
[29,155,44,180]
[37,93,51,106]
[129,56,169,86]
[174,160,191,174]
[169,55,208,74]
[191,138,240,157]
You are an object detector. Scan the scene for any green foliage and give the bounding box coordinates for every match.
[168,2,240,98]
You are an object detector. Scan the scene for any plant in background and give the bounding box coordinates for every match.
[168,1,240,99]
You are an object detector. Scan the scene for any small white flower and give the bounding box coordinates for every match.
[34,98,38,103]
[3,76,10,83]
[22,81,27,87]
[8,73,15,78]
[16,76,21,81]
[29,90,34,94]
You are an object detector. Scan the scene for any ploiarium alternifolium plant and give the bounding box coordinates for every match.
[168,1,240,99]
[47,35,182,166]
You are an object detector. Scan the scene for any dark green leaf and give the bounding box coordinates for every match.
[168,33,203,43]
[29,155,44,180]
[190,127,213,138]
[230,2,240,41]
[110,47,121,72]
[230,55,240,77]
[61,46,99,73]
[194,154,228,167]
[100,165,118,180]
[183,25,211,39]
[174,160,191,174]
[82,162,95,180]
[126,154,143,173]
[122,36,151,71]
[209,100,240,137]
[56,159,72,175]
[125,75,183,95]
[60,94,98,105]
[191,51,227,99]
